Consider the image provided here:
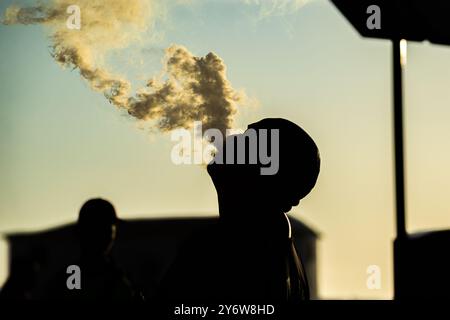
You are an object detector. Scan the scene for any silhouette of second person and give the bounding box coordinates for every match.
[159,118,320,302]
[47,198,140,300]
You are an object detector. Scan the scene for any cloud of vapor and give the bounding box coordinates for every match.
[2,0,155,107]
[2,0,246,134]
[127,45,245,134]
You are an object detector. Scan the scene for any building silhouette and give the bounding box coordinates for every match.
[3,215,319,299]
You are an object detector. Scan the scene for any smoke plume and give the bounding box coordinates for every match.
[128,45,244,134]
[2,0,246,134]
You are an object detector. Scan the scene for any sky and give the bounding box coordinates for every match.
[1,0,450,299]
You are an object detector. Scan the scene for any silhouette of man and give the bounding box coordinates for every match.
[47,198,139,300]
[158,118,320,302]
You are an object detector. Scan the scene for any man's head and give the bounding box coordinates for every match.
[77,198,118,255]
[207,118,320,220]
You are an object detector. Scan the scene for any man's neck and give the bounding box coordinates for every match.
[218,208,292,238]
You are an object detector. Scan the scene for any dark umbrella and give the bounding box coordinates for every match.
[331,0,450,299]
